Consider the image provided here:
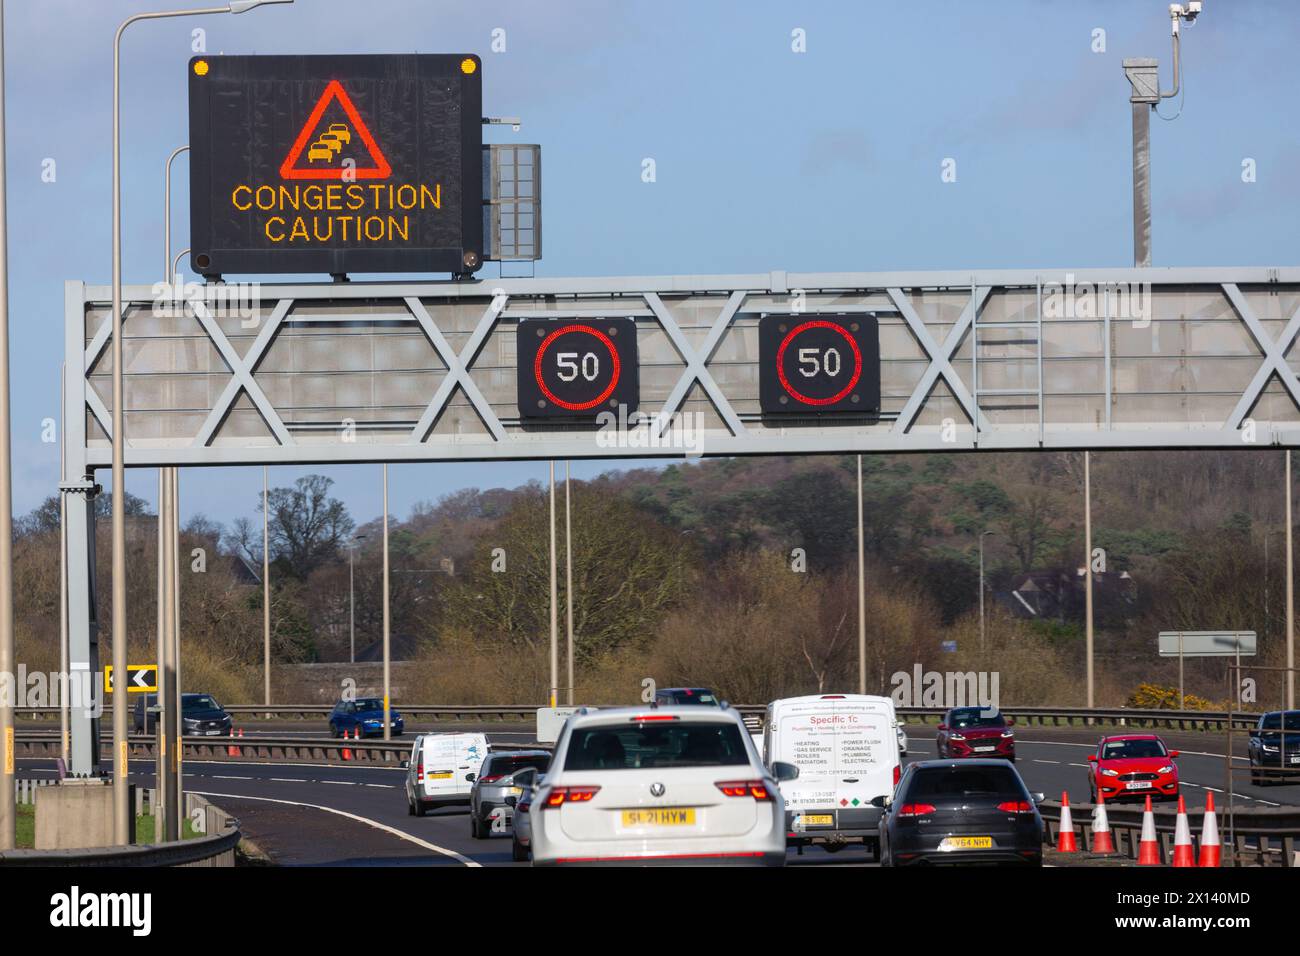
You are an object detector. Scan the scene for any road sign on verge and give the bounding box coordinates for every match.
[188,54,484,277]
[1157,631,1257,657]
[104,664,158,694]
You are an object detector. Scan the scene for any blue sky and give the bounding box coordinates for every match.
[5,0,1299,531]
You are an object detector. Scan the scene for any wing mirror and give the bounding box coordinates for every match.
[505,796,517,808]
[1169,751,1180,758]
[936,723,948,731]
[870,794,891,809]
[771,761,799,782]
[1032,792,1045,804]
[399,759,409,769]
[1087,755,1098,762]
[466,772,476,782]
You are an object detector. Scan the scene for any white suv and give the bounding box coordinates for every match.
[529,706,790,866]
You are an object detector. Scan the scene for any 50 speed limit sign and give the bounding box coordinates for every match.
[758,313,880,415]
[516,318,640,418]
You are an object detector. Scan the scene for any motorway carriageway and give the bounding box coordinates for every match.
[15,725,1296,867]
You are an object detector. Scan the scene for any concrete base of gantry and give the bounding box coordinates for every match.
[35,778,134,849]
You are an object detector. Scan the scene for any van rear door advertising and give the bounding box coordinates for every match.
[188,54,483,277]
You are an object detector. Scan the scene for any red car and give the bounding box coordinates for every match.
[935,707,1016,762]
[1088,734,1180,803]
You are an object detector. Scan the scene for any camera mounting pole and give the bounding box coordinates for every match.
[1122,3,1203,268]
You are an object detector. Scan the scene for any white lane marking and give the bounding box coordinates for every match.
[320,780,353,785]
[212,775,250,780]
[1032,759,1060,765]
[1067,763,1088,769]
[187,790,480,867]
[1201,786,1224,793]
[184,759,405,773]
[1257,799,1281,807]
[271,777,307,783]
[364,783,395,789]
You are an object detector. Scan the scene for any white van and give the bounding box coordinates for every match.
[764,694,901,857]
[405,732,489,816]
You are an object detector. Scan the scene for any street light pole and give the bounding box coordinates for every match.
[382,464,391,740]
[1084,450,1095,710]
[564,461,574,706]
[262,466,270,706]
[1288,450,1295,710]
[856,454,866,695]
[109,0,293,844]
[979,530,996,652]
[549,461,558,708]
[0,0,15,853]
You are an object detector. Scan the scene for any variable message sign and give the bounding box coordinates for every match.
[758,313,880,415]
[188,54,483,277]
[516,318,640,418]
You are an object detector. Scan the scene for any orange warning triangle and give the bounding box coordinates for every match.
[280,80,392,181]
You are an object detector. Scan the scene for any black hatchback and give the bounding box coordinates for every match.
[880,759,1044,867]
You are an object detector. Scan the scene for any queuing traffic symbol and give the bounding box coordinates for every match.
[103,665,158,694]
[280,81,392,181]
[758,313,880,415]
[516,318,639,418]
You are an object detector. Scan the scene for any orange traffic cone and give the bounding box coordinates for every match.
[1171,795,1196,867]
[227,727,241,757]
[1056,792,1078,852]
[1198,792,1221,868]
[1091,791,1115,854]
[342,727,354,761]
[1137,795,1161,865]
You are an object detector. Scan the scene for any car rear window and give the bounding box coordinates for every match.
[660,690,718,705]
[907,767,1023,799]
[487,754,551,776]
[565,722,750,771]
[1101,739,1166,759]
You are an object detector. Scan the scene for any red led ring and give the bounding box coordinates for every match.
[534,324,621,411]
[775,320,862,406]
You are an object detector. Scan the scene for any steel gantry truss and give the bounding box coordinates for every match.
[59,265,1300,773]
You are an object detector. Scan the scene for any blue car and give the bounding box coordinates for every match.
[329,697,404,738]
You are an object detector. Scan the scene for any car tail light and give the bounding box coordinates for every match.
[479,774,505,784]
[893,765,901,786]
[997,800,1034,813]
[820,695,846,699]
[542,785,601,808]
[416,754,424,783]
[715,780,773,801]
[631,714,678,722]
[896,803,936,818]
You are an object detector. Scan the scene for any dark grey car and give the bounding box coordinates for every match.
[880,759,1044,867]
[469,750,551,839]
